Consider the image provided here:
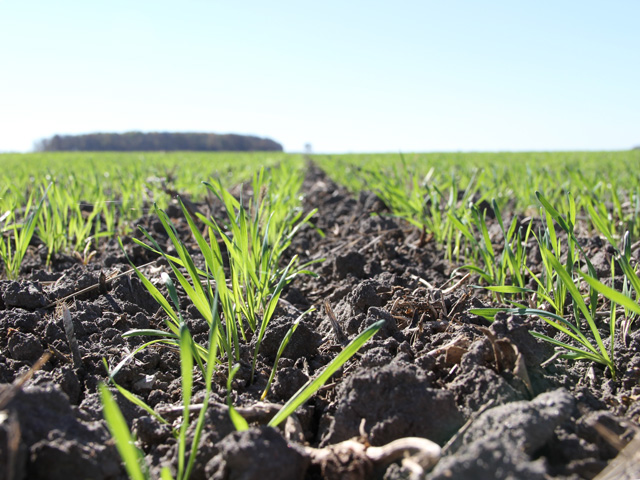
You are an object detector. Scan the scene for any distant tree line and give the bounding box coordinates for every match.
[34,132,283,152]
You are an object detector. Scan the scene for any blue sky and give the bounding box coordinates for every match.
[1,0,638,153]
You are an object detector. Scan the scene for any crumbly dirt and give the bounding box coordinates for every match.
[0,164,638,480]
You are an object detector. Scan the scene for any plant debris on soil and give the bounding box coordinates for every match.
[1,164,639,480]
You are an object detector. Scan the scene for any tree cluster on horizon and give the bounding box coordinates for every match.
[34,131,283,152]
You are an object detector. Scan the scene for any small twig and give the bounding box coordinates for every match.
[389,296,402,315]
[436,274,459,291]
[47,344,71,364]
[410,274,436,290]
[448,291,470,317]
[318,382,337,392]
[416,226,428,248]
[540,351,564,368]
[358,235,383,254]
[53,273,67,289]
[426,301,439,320]
[325,237,362,257]
[442,273,471,295]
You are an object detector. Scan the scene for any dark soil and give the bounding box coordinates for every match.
[0,164,638,480]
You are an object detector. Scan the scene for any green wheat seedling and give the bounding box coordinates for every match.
[100,384,149,480]
[589,202,640,302]
[588,181,640,241]
[472,252,616,378]
[525,229,566,315]
[350,156,484,263]
[584,204,640,339]
[473,244,640,381]
[36,182,68,266]
[0,207,13,273]
[577,257,640,345]
[188,168,321,374]
[0,185,49,279]
[471,191,640,380]
[129,200,307,378]
[151,268,383,432]
[58,177,99,250]
[614,232,640,339]
[126,168,319,380]
[102,319,384,480]
[36,180,117,264]
[201,166,320,286]
[102,281,223,480]
[366,161,459,248]
[119,238,215,366]
[266,318,384,427]
[533,191,599,318]
[199,173,317,333]
[103,264,383,480]
[450,199,532,292]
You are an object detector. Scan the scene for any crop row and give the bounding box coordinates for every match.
[0,152,302,277]
[100,163,382,480]
[317,151,640,247]
[317,151,640,380]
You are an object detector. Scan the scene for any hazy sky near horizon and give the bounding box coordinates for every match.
[1,1,638,153]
